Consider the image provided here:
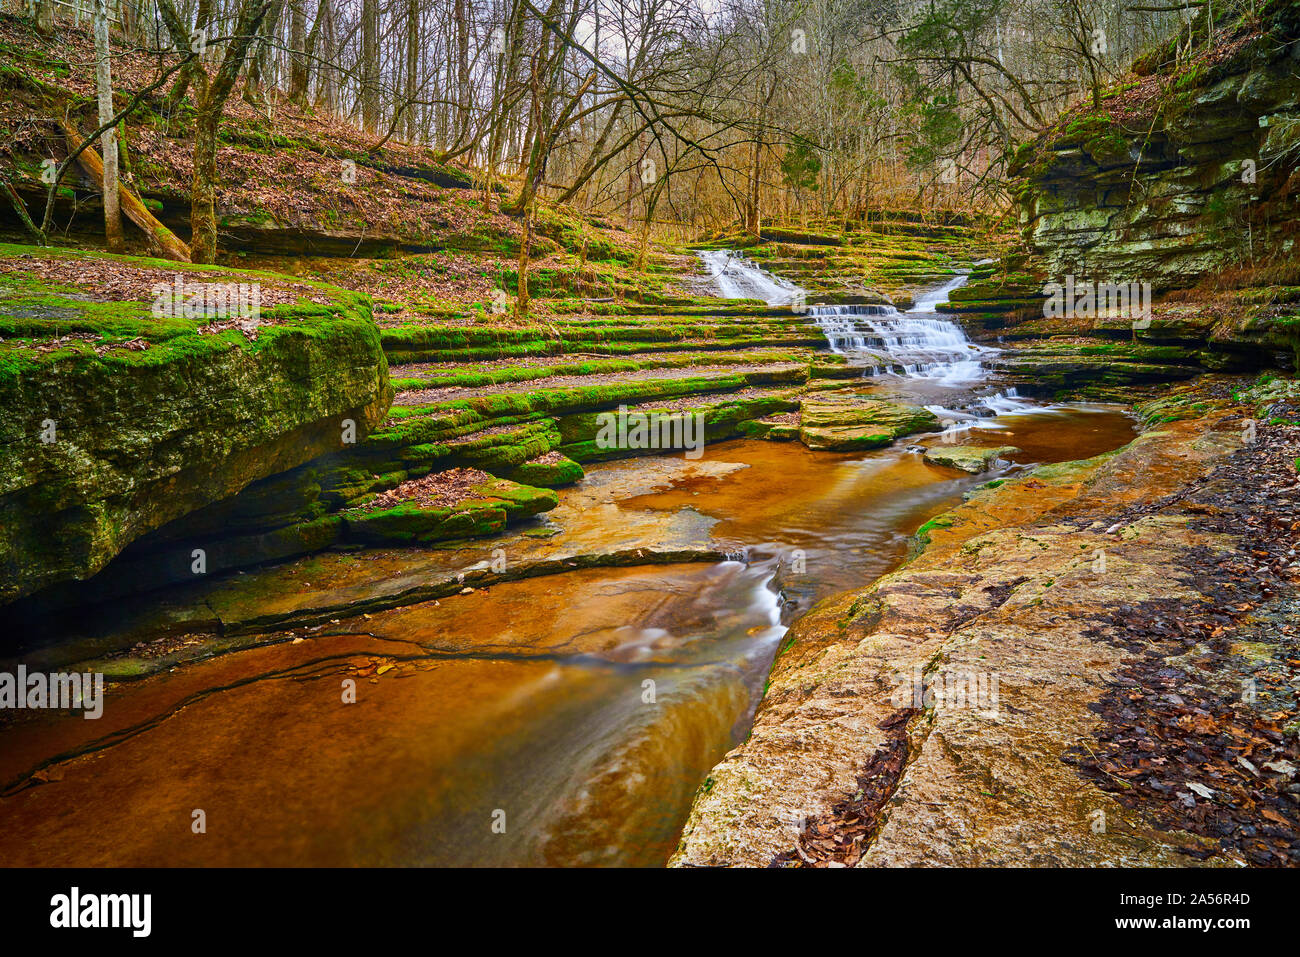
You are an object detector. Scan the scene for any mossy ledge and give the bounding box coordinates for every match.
[0,244,392,604]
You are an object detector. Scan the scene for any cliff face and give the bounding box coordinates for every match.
[1013,1,1300,290]
[942,2,1300,396]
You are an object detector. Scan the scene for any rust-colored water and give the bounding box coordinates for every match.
[0,406,1136,867]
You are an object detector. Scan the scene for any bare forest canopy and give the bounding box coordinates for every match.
[10,0,1218,240]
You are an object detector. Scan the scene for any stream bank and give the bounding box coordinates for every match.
[673,378,1300,867]
[0,401,1138,866]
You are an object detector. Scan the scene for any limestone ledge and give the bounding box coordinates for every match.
[671,403,1248,867]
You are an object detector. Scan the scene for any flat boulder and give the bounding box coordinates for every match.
[923,445,1020,473]
[799,393,939,451]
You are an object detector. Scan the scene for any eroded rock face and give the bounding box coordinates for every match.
[0,250,391,606]
[992,343,1205,391]
[1014,4,1300,291]
[671,400,1249,867]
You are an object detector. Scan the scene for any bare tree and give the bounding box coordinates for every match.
[154,0,276,262]
[360,0,379,130]
[93,0,125,252]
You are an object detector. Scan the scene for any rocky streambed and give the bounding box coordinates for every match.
[3,245,1297,869]
[674,379,1300,867]
[0,394,1140,866]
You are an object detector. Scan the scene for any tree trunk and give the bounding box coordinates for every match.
[454,0,470,133]
[636,172,666,272]
[184,0,274,263]
[514,208,532,321]
[288,0,308,104]
[309,0,335,111]
[746,77,777,238]
[483,0,525,198]
[190,105,221,263]
[404,0,419,141]
[244,0,286,107]
[0,168,46,244]
[60,121,191,260]
[512,21,557,322]
[93,0,125,253]
[360,0,379,132]
[163,0,213,114]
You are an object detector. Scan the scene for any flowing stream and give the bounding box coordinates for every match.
[0,254,1138,868]
[809,276,992,382]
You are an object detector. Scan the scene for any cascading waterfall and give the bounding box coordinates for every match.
[699,250,1037,423]
[697,249,802,305]
[806,276,992,383]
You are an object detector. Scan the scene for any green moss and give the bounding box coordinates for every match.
[342,478,557,544]
[914,514,956,546]
[0,244,391,604]
[510,455,584,487]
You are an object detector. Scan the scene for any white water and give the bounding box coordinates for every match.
[699,249,1043,423]
[697,249,802,305]
[807,276,995,383]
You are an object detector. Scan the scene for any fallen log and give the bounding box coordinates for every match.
[0,168,46,243]
[58,120,191,262]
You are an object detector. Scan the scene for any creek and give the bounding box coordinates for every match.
[0,255,1138,867]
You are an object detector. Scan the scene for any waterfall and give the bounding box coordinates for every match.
[698,250,1037,417]
[697,249,802,306]
[807,276,994,384]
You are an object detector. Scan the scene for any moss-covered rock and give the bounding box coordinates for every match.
[798,394,939,450]
[0,246,391,605]
[1011,0,1300,294]
[509,454,585,487]
[342,478,557,544]
[994,343,1203,392]
[736,417,800,441]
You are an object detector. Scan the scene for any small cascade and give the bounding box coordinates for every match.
[980,387,1038,415]
[699,250,1038,422]
[806,275,991,382]
[697,249,802,305]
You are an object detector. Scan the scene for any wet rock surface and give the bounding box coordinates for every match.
[922,445,1020,473]
[798,393,940,451]
[672,380,1297,867]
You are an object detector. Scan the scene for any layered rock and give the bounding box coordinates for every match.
[798,393,939,451]
[343,478,558,545]
[672,382,1282,867]
[0,246,391,606]
[1012,1,1300,291]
